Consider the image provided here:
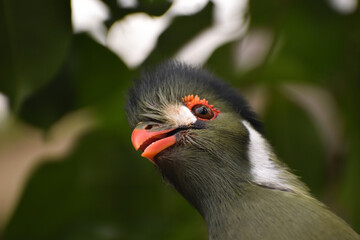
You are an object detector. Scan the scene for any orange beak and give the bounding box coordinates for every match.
[131,128,177,163]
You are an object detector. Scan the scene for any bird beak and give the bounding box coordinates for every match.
[131,127,177,163]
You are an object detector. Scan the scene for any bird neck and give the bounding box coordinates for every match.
[177,124,311,218]
[201,184,304,240]
[201,182,261,240]
[170,133,314,239]
[160,121,316,238]
[241,121,310,194]
[202,183,360,240]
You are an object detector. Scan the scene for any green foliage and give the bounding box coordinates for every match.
[18,34,133,129]
[1,0,359,239]
[0,0,72,110]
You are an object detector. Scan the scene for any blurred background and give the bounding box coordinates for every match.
[0,0,359,239]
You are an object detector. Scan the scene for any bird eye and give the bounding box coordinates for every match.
[191,104,214,120]
[183,95,220,120]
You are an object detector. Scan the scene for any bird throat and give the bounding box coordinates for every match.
[156,150,252,218]
[156,121,311,237]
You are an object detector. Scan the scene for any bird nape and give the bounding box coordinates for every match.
[126,61,359,240]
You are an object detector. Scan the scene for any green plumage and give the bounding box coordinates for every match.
[126,61,359,240]
[207,184,357,240]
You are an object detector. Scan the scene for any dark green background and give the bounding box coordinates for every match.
[1,0,359,239]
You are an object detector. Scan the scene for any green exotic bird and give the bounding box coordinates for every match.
[126,61,359,240]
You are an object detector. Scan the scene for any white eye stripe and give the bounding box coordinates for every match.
[164,104,197,127]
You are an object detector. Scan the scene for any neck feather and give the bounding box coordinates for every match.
[242,121,309,195]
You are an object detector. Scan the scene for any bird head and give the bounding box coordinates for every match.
[126,62,273,212]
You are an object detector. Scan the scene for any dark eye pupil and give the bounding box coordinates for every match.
[196,106,208,115]
[191,104,214,120]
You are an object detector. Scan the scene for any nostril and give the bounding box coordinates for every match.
[145,124,155,130]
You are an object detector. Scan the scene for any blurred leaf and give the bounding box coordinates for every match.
[17,68,76,129]
[19,34,133,129]
[67,34,132,108]
[0,0,72,110]
[249,0,284,28]
[338,38,360,232]
[3,130,205,240]
[247,0,359,84]
[206,41,240,84]
[144,2,213,66]
[103,0,172,28]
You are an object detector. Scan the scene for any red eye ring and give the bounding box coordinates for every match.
[182,95,220,120]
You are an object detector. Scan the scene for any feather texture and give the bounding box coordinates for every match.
[126,61,359,240]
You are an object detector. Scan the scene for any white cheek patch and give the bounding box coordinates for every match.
[164,104,197,127]
[242,121,290,190]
